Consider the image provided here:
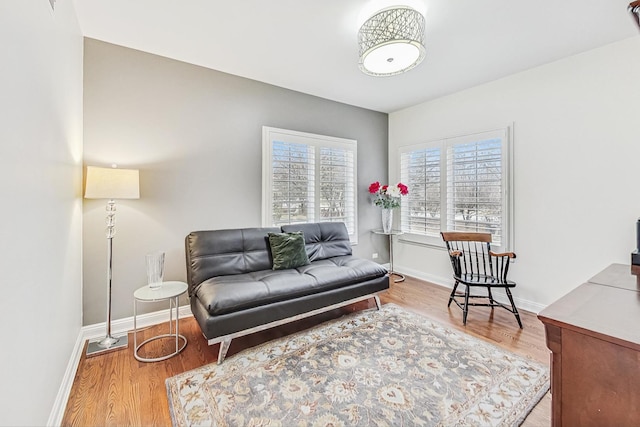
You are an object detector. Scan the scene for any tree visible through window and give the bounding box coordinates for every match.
[447,138,503,241]
[400,128,512,249]
[271,141,315,225]
[263,127,357,242]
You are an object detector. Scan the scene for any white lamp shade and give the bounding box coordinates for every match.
[84,166,140,199]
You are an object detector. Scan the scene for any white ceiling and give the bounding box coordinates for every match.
[74,0,638,113]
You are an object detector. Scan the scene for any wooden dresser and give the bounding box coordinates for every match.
[538,263,640,426]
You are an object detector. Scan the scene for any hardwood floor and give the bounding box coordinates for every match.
[62,276,551,426]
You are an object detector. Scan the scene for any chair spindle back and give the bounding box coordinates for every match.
[441,232,512,282]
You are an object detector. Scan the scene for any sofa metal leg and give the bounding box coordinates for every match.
[217,339,231,364]
[374,295,382,310]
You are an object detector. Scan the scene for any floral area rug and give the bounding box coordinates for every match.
[166,304,549,426]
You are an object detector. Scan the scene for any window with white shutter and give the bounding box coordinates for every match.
[400,146,441,237]
[271,141,316,225]
[400,127,513,249]
[262,127,358,242]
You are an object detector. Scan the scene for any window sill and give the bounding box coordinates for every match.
[397,233,446,250]
[397,234,514,262]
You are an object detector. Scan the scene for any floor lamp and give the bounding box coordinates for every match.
[84,165,140,356]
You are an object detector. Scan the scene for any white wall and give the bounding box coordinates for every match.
[390,36,640,310]
[0,1,83,425]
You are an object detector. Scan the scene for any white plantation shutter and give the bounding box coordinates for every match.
[399,127,512,249]
[446,133,504,244]
[263,127,358,242]
[319,146,355,232]
[271,141,316,226]
[400,146,441,237]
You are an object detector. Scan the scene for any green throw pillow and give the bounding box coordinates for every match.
[268,231,310,270]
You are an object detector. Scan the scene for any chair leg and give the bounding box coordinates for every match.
[505,288,523,329]
[448,280,460,307]
[462,286,470,325]
[487,287,495,306]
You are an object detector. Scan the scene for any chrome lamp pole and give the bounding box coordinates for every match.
[84,165,140,356]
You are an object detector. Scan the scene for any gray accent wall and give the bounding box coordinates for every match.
[83,38,389,325]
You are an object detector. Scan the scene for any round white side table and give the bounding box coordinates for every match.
[372,229,405,283]
[133,281,188,362]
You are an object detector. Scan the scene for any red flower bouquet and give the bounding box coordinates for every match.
[368,181,409,209]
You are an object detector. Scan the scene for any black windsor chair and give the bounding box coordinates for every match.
[441,231,522,328]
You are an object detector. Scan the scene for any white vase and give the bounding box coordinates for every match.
[381,208,393,234]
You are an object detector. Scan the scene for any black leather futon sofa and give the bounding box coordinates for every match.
[185,222,389,363]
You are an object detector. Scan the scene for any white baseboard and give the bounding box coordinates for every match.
[47,330,85,427]
[393,265,455,290]
[48,304,193,426]
[82,304,194,340]
[394,264,547,314]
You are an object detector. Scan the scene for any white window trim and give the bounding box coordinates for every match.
[262,126,358,243]
[399,125,514,251]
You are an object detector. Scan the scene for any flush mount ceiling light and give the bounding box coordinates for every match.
[630,1,640,30]
[358,6,426,77]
